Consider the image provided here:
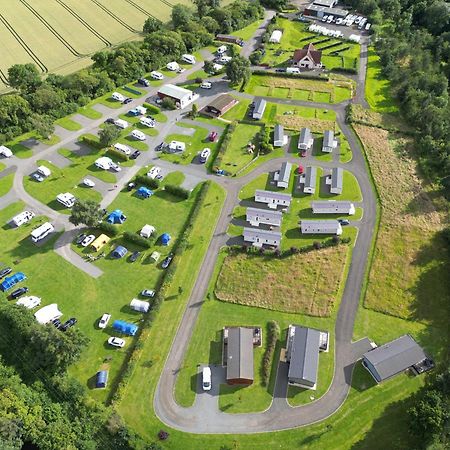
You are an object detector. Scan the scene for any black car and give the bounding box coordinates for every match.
[338,219,350,226]
[155,142,165,152]
[130,150,141,160]
[10,287,28,300]
[105,118,115,124]
[75,233,86,245]
[60,317,77,332]
[0,267,12,279]
[123,97,133,104]
[275,68,286,73]
[52,318,61,329]
[129,251,141,263]
[138,78,150,87]
[161,253,174,269]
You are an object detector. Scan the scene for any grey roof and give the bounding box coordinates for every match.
[158,84,191,100]
[311,200,354,213]
[255,189,292,202]
[253,98,267,118]
[274,124,284,142]
[299,128,312,146]
[304,166,317,189]
[305,4,348,17]
[323,130,335,148]
[227,327,254,382]
[246,207,282,223]
[288,326,321,385]
[331,167,343,191]
[278,162,292,186]
[313,0,336,7]
[300,219,341,233]
[363,335,427,382]
[243,227,282,242]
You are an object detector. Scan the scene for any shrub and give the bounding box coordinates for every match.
[97,221,119,236]
[161,97,176,110]
[164,184,190,199]
[105,148,129,161]
[135,175,160,190]
[261,320,280,386]
[313,241,322,250]
[143,103,161,115]
[123,231,152,248]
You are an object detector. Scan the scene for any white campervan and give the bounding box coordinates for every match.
[202,366,212,391]
[112,92,125,102]
[181,54,196,64]
[31,222,54,243]
[131,130,146,141]
[114,119,128,129]
[11,211,35,227]
[56,193,76,208]
[113,143,131,156]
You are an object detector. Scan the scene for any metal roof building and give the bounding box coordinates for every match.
[252,98,267,120]
[322,130,336,153]
[298,127,314,150]
[205,94,238,117]
[299,166,317,194]
[311,200,355,215]
[226,327,254,385]
[304,4,348,19]
[329,167,343,194]
[313,0,337,7]
[157,84,195,109]
[286,325,321,389]
[246,207,282,227]
[255,190,292,208]
[363,335,428,383]
[243,227,282,247]
[300,219,343,235]
[276,161,292,189]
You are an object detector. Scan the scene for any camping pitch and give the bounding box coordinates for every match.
[107,209,127,224]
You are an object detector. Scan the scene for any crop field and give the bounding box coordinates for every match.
[0,0,196,92]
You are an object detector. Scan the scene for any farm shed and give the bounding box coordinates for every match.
[91,234,110,252]
[273,124,288,147]
[300,219,343,235]
[0,272,26,291]
[107,209,127,224]
[140,224,155,238]
[225,327,254,385]
[34,304,62,325]
[275,162,292,189]
[269,30,283,43]
[136,186,153,198]
[299,166,317,194]
[205,94,238,117]
[311,200,355,215]
[130,299,150,313]
[255,190,292,209]
[112,245,128,259]
[158,84,197,109]
[243,227,282,248]
[252,98,267,120]
[298,127,314,150]
[246,207,282,227]
[362,335,431,383]
[112,320,138,336]
[161,233,171,246]
[96,370,109,388]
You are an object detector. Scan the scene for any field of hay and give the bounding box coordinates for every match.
[0,0,195,91]
[355,124,448,321]
[215,247,348,317]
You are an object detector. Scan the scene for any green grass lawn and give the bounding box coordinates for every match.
[77,105,102,120]
[311,135,333,162]
[237,19,264,42]
[365,47,398,113]
[221,97,252,121]
[0,173,14,197]
[55,116,82,131]
[339,132,352,163]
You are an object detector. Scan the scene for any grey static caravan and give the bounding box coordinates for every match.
[243,227,281,248]
[300,219,343,235]
[311,200,355,215]
[254,189,292,210]
[246,207,282,227]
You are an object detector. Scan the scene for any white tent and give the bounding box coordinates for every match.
[140,224,155,238]
[34,303,62,324]
[130,299,150,313]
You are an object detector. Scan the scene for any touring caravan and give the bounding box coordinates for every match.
[11,211,35,227]
[113,143,131,156]
[31,222,54,243]
[56,193,76,208]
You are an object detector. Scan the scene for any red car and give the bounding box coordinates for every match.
[300,149,307,157]
[297,165,304,174]
[208,131,218,142]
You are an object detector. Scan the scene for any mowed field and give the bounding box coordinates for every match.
[0,0,197,91]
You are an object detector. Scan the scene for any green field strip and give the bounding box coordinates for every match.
[89,0,138,33]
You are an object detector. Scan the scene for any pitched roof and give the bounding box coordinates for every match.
[207,94,237,113]
[226,327,254,381]
[363,335,427,382]
[255,189,292,202]
[293,43,322,64]
[274,124,284,142]
[331,167,343,190]
[243,227,282,242]
[304,166,317,189]
[299,127,313,145]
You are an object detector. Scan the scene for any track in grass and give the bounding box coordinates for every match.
[89,0,139,33]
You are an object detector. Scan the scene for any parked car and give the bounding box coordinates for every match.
[10,287,29,300]
[108,337,125,348]
[81,234,95,247]
[201,81,212,89]
[129,251,141,263]
[52,318,62,329]
[127,182,136,191]
[123,98,133,104]
[202,366,212,391]
[60,317,77,332]
[75,233,86,245]
[297,165,304,174]
[138,78,150,87]
[141,289,155,298]
[0,267,12,279]
[98,313,111,329]
[338,219,350,225]
[130,150,141,160]
[161,253,174,269]
[300,149,307,157]
[275,68,286,73]
[32,173,45,182]
[208,131,218,142]
[105,118,115,124]
[155,142,165,152]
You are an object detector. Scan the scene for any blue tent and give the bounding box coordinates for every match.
[136,186,153,198]
[161,233,171,246]
[0,272,26,291]
[112,245,128,258]
[112,320,138,336]
[107,209,127,224]
[96,370,109,388]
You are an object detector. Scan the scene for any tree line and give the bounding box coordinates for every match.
[349,0,450,197]
[0,0,263,144]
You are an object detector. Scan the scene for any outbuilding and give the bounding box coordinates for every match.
[95,370,109,388]
[112,320,138,336]
[225,327,254,385]
[130,299,150,313]
[304,4,348,19]
[273,124,288,147]
[205,94,238,117]
[300,219,343,235]
[269,30,283,43]
[299,166,317,194]
[252,98,267,120]
[112,245,128,259]
[140,224,155,238]
[91,234,111,252]
[311,200,355,215]
[157,84,197,109]
[312,0,337,7]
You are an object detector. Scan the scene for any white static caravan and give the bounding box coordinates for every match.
[254,189,292,210]
[30,222,54,243]
[112,92,125,102]
[299,166,317,194]
[130,299,150,313]
[246,207,282,227]
[300,220,343,235]
[311,200,355,215]
[131,130,146,141]
[298,128,314,150]
[113,143,131,156]
[322,130,337,153]
[327,167,343,194]
[273,124,288,147]
[11,211,35,227]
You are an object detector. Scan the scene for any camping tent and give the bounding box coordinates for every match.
[34,304,62,325]
[161,233,171,246]
[112,245,128,258]
[0,272,26,291]
[130,299,150,313]
[140,224,155,238]
[96,370,109,388]
[107,209,127,224]
[136,187,153,199]
[91,234,110,252]
[150,251,161,262]
[112,320,138,336]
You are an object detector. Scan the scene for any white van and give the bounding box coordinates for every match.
[112,92,125,102]
[150,71,164,80]
[114,119,128,129]
[181,54,196,64]
[31,222,54,243]
[11,211,35,227]
[56,193,76,208]
[286,67,301,74]
[217,45,227,55]
[113,143,131,156]
[131,130,146,141]
[202,366,211,391]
